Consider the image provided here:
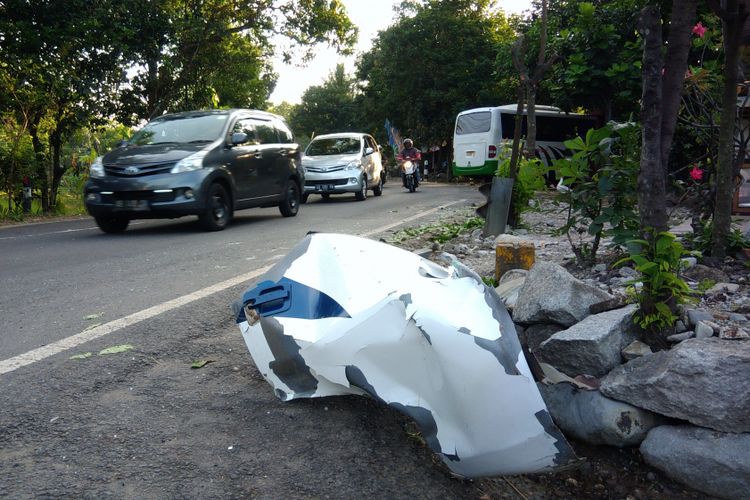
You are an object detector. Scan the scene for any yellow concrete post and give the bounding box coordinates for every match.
[495,235,536,281]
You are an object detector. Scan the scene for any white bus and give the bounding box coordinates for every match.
[452,105,598,177]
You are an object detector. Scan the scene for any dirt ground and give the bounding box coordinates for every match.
[0,287,709,499]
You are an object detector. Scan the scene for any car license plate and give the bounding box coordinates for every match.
[315,185,335,191]
[115,199,148,210]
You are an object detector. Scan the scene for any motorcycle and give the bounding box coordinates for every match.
[400,159,419,193]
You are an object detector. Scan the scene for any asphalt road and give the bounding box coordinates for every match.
[0,182,509,499]
[0,182,483,361]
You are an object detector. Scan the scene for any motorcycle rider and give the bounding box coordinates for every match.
[397,138,421,187]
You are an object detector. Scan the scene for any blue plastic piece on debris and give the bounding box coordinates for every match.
[237,278,350,323]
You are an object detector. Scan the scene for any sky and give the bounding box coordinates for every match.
[269,0,533,104]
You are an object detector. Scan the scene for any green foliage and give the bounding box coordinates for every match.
[390,217,484,244]
[482,276,498,287]
[552,123,640,265]
[356,0,516,147]
[496,157,546,216]
[290,64,358,138]
[548,1,643,119]
[683,218,750,256]
[115,0,357,122]
[696,279,716,294]
[616,232,696,335]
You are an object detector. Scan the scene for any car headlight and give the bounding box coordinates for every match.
[345,161,361,170]
[171,150,208,173]
[89,156,105,178]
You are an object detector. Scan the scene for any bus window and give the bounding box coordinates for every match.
[537,115,595,142]
[501,112,526,140]
[456,111,491,135]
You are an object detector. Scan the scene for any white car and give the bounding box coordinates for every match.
[301,133,385,202]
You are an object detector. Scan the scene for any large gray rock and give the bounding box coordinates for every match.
[601,338,750,433]
[535,305,637,378]
[640,425,750,499]
[521,324,564,352]
[539,382,664,447]
[513,261,612,326]
[494,278,525,310]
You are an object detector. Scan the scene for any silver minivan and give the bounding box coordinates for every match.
[301,133,385,202]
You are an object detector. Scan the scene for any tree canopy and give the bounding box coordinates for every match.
[0,0,356,211]
[355,0,516,147]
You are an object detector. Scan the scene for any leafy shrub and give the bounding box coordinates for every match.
[552,123,640,266]
[496,157,547,216]
[616,232,696,342]
[683,218,750,256]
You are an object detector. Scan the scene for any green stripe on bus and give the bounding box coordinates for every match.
[452,160,498,176]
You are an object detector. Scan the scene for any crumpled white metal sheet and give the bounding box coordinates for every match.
[234,233,576,477]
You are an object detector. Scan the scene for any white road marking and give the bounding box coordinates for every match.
[0,266,272,375]
[0,199,468,375]
[359,199,466,237]
[0,221,146,240]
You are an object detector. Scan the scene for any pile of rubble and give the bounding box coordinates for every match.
[394,199,750,498]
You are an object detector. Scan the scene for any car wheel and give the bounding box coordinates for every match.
[279,179,300,217]
[94,216,129,234]
[301,193,309,204]
[355,176,367,201]
[199,183,232,231]
[373,175,383,196]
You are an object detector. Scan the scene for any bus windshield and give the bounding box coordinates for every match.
[455,112,491,135]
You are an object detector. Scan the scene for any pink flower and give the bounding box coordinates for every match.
[692,22,707,37]
[690,166,704,181]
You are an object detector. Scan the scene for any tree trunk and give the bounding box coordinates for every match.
[660,0,699,174]
[711,0,746,258]
[524,84,537,159]
[147,57,160,119]
[638,6,668,234]
[507,84,525,227]
[509,84,525,179]
[28,114,50,214]
[49,123,64,210]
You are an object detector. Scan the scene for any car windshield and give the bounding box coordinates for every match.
[130,114,229,145]
[306,137,361,156]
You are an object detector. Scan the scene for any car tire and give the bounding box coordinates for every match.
[279,179,301,217]
[373,175,383,196]
[199,183,232,231]
[95,216,129,234]
[301,193,309,204]
[355,176,367,201]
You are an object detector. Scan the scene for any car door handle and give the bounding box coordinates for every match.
[252,151,263,159]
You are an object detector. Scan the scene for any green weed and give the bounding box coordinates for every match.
[390,217,484,244]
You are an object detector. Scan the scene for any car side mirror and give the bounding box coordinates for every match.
[231,132,248,146]
[364,147,374,156]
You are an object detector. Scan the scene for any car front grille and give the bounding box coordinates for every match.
[306,165,346,173]
[104,162,176,177]
[306,179,349,187]
[100,191,176,202]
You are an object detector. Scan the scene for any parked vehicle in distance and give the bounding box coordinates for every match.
[452,105,598,178]
[84,109,303,233]
[301,133,384,202]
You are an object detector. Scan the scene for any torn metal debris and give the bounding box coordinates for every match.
[234,233,576,477]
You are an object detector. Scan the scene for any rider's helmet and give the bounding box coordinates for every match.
[403,138,413,149]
